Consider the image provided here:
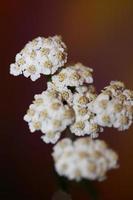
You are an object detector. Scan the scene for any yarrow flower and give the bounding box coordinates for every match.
[52,137,119,181]
[24,87,74,143]
[10,35,133,182]
[89,81,133,131]
[70,85,103,138]
[23,79,133,142]
[10,36,67,81]
[52,63,93,91]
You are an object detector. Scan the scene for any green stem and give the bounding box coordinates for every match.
[46,75,52,82]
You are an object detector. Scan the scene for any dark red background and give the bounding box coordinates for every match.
[1,0,133,199]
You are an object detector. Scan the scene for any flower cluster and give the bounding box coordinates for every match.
[52,137,118,181]
[10,35,133,182]
[24,87,74,143]
[70,85,103,138]
[89,81,133,131]
[52,63,93,91]
[10,36,67,81]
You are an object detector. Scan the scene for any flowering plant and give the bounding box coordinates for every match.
[10,35,133,188]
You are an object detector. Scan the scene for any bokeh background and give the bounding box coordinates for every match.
[1,0,133,199]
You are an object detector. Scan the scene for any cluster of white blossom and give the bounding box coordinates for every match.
[52,63,93,91]
[52,137,118,181]
[89,81,133,131]
[10,35,133,182]
[24,87,74,143]
[10,36,67,81]
[70,85,103,138]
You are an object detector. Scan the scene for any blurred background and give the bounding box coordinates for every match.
[1,0,133,199]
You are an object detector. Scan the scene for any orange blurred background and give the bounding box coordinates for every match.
[1,0,133,199]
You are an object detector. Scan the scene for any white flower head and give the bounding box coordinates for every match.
[52,137,119,181]
[90,81,133,130]
[10,36,67,81]
[52,63,93,91]
[24,88,75,143]
[70,86,103,138]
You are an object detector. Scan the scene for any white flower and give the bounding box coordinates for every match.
[10,36,67,81]
[24,88,75,143]
[52,137,119,181]
[10,63,22,76]
[52,63,93,91]
[89,81,133,130]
